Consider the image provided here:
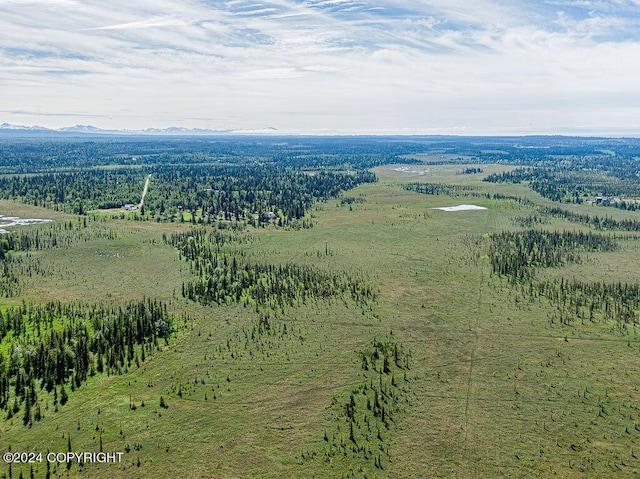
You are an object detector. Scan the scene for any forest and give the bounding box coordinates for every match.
[484,166,640,208]
[0,165,375,226]
[0,136,427,172]
[4,134,640,170]
[0,299,176,426]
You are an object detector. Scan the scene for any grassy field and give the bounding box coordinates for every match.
[3,165,640,478]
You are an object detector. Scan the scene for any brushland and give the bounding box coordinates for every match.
[2,162,640,479]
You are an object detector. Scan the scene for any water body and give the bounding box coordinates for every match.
[431,205,488,212]
[0,214,53,233]
[392,166,429,175]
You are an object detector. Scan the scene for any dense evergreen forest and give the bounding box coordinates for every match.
[0,168,143,213]
[0,165,375,225]
[0,136,425,172]
[145,165,375,225]
[2,134,640,170]
[0,299,177,425]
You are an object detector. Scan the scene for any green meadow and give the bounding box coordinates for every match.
[3,164,640,479]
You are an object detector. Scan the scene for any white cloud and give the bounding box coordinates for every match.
[86,17,191,31]
[1,0,640,133]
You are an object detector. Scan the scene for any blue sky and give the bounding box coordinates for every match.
[2,0,640,134]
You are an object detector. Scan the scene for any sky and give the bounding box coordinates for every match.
[2,0,640,135]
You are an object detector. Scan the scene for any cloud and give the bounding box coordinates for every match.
[1,0,640,134]
[85,17,190,31]
[0,109,109,118]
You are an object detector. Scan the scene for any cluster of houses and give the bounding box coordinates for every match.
[588,196,615,205]
[585,196,639,209]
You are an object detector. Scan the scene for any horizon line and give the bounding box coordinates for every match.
[2,123,640,139]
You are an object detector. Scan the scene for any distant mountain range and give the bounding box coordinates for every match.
[0,123,278,136]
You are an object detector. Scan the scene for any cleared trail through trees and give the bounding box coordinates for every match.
[461,231,492,479]
[138,174,151,209]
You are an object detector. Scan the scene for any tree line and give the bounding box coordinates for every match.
[0,136,426,172]
[538,206,640,232]
[404,182,534,205]
[0,169,144,214]
[166,228,377,312]
[487,229,618,284]
[534,279,640,328]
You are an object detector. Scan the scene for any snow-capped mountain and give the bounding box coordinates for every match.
[0,123,278,136]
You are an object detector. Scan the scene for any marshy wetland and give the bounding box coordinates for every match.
[2,136,640,478]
